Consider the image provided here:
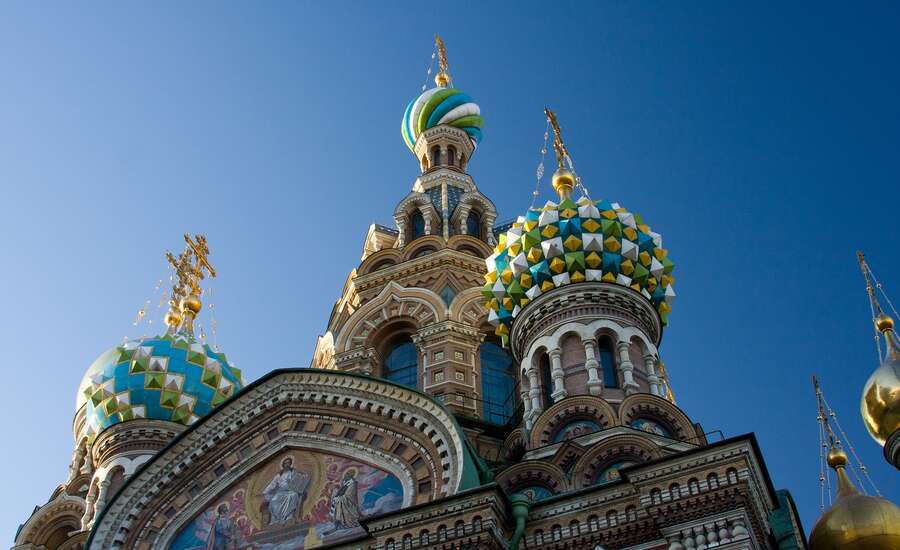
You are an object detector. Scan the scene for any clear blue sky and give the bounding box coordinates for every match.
[1,1,898,540]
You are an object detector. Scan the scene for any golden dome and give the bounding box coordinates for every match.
[809,449,900,550]
[180,294,202,315]
[861,329,900,446]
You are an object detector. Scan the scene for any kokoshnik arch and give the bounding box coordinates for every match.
[13,35,899,550]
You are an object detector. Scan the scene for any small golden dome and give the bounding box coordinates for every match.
[435,72,450,87]
[552,168,575,199]
[875,313,894,333]
[809,455,900,550]
[163,309,183,328]
[861,350,900,446]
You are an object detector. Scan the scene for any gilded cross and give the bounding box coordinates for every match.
[545,107,570,171]
[165,247,194,307]
[435,35,451,87]
[184,233,216,294]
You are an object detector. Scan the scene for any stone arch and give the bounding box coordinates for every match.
[89,371,473,549]
[447,234,492,258]
[618,393,696,442]
[571,433,663,489]
[448,286,487,327]
[450,191,497,244]
[14,493,85,549]
[394,192,441,245]
[358,248,404,276]
[529,395,619,448]
[401,235,446,261]
[495,460,570,496]
[335,282,444,354]
[501,428,526,461]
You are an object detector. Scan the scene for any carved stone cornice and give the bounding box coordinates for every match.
[91,419,184,469]
[354,248,487,296]
[510,282,663,361]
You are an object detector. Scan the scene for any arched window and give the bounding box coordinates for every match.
[707,472,720,489]
[430,146,441,166]
[466,211,480,238]
[669,482,681,499]
[606,510,618,527]
[480,341,516,424]
[726,468,739,484]
[383,336,418,389]
[539,353,553,408]
[447,146,456,166]
[688,478,700,495]
[421,154,428,171]
[411,211,426,239]
[598,337,618,388]
[650,488,662,504]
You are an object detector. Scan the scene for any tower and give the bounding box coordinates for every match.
[855,252,900,470]
[14,236,244,549]
[312,37,516,454]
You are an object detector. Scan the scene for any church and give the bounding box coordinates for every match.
[13,37,899,550]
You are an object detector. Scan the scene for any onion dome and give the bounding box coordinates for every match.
[861,312,900,446]
[483,197,674,341]
[78,333,244,437]
[401,35,483,152]
[809,447,900,550]
[482,108,674,343]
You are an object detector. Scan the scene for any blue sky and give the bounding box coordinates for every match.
[1,1,898,540]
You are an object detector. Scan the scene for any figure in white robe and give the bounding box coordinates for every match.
[263,457,310,525]
[330,470,360,530]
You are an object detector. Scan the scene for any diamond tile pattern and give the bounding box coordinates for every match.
[81,333,244,438]
[483,198,675,344]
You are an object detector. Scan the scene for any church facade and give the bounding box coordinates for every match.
[14,39,813,550]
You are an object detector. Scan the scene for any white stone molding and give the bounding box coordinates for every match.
[548,349,568,402]
[617,340,640,396]
[582,337,603,395]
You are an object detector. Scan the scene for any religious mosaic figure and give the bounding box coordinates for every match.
[205,503,238,550]
[330,469,360,530]
[262,457,310,525]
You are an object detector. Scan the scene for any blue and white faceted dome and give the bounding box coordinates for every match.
[77,333,244,438]
[401,87,484,152]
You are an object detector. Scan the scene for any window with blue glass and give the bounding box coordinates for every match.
[598,338,618,388]
[383,337,418,389]
[539,353,553,407]
[411,212,426,239]
[466,212,480,238]
[480,342,516,424]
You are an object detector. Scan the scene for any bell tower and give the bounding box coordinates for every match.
[312,37,516,458]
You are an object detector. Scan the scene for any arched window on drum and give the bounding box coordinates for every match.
[598,337,618,388]
[480,340,516,424]
[383,335,418,389]
[465,211,480,239]
[411,211,426,240]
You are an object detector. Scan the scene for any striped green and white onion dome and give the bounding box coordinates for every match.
[401,87,484,152]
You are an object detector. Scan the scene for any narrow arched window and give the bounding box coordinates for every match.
[539,353,553,408]
[421,154,429,171]
[466,211,480,238]
[447,146,456,166]
[431,146,441,166]
[383,336,418,388]
[480,341,516,424]
[598,337,618,388]
[707,472,719,489]
[411,211,426,239]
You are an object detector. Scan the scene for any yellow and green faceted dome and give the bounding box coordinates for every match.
[483,197,675,343]
[79,333,244,438]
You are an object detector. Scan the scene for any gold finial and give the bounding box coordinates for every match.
[164,247,193,333]
[435,35,451,88]
[179,234,216,335]
[544,107,576,200]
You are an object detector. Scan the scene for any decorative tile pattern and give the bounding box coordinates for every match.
[483,198,675,344]
[81,333,244,438]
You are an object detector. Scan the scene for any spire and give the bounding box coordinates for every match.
[434,35,451,88]
[544,107,576,200]
[179,234,216,336]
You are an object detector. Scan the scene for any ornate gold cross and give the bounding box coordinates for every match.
[544,107,570,171]
[435,35,451,87]
[184,233,216,295]
[165,247,194,307]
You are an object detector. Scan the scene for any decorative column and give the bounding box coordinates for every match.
[644,353,661,396]
[582,338,602,395]
[520,384,532,428]
[616,341,640,396]
[423,208,433,236]
[80,489,96,531]
[441,180,450,240]
[93,478,111,519]
[396,218,407,248]
[549,349,567,402]
[66,444,86,485]
[527,368,542,420]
